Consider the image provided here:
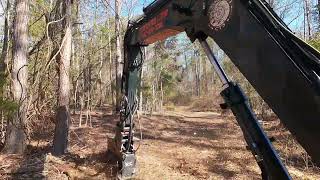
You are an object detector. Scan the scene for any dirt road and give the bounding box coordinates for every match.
[135,110,260,179]
[135,110,320,179]
[0,107,319,179]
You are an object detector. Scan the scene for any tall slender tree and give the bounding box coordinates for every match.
[304,0,312,40]
[107,13,115,110]
[0,0,10,78]
[115,0,122,111]
[317,0,320,30]
[3,0,29,154]
[53,0,72,156]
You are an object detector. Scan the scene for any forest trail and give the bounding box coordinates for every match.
[0,106,319,179]
[135,109,261,179]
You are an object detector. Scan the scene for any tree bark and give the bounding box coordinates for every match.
[3,0,29,154]
[305,0,312,40]
[98,37,104,106]
[194,50,201,97]
[107,14,115,111]
[0,0,10,131]
[139,54,144,112]
[115,0,123,111]
[0,0,10,77]
[53,0,72,156]
[318,0,320,29]
[201,50,208,94]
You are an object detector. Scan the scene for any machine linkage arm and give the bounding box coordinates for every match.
[109,43,143,179]
[110,0,320,178]
[200,39,291,180]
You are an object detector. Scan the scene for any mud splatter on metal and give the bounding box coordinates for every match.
[208,0,233,31]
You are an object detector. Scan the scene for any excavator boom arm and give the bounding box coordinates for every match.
[111,0,320,178]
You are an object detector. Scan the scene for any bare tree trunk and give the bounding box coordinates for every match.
[53,0,72,156]
[83,40,92,126]
[318,0,320,29]
[115,0,122,111]
[139,65,144,112]
[0,0,10,77]
[0,1,10,133]
[194,50,201,97]
[0,0,11,139]
[152,83,155,114]
[3,0,29,154]
[160,80,164,112]
[98,37,104,106]
[201,52,208,94]
[79,96,84,127]
[305,0,312,40]
[107,15,115,110]
[304,3,307,40]
[72,0,81,114]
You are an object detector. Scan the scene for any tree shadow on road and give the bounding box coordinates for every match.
[10,144,50,180]
[137,113,260,179]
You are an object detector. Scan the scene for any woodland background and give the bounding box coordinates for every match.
[0,0,320,178]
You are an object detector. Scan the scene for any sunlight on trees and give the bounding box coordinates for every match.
[0,0,319,178]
